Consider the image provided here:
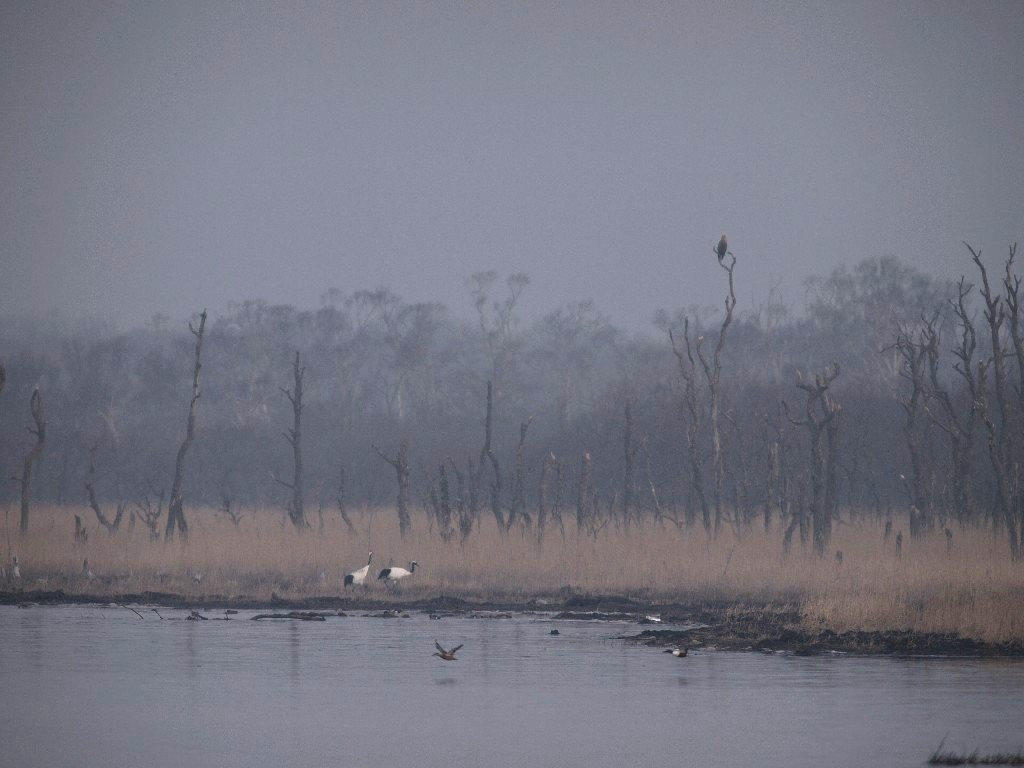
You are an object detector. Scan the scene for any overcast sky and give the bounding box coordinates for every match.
[2,1,1022,330]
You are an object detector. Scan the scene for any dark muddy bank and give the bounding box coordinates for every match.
[624,607,1024,657]
[4,589,1022,656]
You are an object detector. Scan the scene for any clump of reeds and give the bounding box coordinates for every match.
[4,505,1023,642]
[929,737,1024,765]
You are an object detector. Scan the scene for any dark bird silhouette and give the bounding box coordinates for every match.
[433,640,463,661]
[715,235,728,263]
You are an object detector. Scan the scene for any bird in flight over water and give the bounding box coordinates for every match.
[433,640,464,661]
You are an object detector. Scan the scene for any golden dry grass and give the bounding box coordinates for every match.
[3,505,1023,642]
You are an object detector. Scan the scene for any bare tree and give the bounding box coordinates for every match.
[373,440,411,537]
[892,324,931,535]
[506,417,533,531]
[670,318,711,532]
[165,310,206,540]
[785,364,841,556]
[84,445,124,533]
[965,242,1020,559]
[134,482,165,540]
[16,388,45,533]
[622,400,638,527]
[278,351,306,530]
[336,464,355,534]
[921,280,981,523]
[576,451,592,534]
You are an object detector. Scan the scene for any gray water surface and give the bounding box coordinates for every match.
[1,605,1022,767]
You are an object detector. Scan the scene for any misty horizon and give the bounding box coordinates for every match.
[3,2,1022,329]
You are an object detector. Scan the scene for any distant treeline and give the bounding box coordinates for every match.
[1,246,1022,555]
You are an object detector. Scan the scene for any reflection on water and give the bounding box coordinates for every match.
[1,605,1022,768]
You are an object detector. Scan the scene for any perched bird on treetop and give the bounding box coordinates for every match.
[716,235,728,263]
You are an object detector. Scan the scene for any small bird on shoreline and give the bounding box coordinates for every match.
[433,640,463,661]
[664,647,688,658]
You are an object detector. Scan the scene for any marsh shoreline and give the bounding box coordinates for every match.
[4,589,1023,657]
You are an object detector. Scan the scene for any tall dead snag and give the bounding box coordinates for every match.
[670,318,711,532]
[279,351,306,529]
[922,280,980,523]
[468,381,495,524]
[784,364,841,557]
[374,440,410,537]
[576,451,592,534]
[622,400,638,527]
[892,325,931,536]
[448,458,473,543]
[17,387,46,533]
[165,310,206,540]
[435,464,454,541]
[506,417,533,531]
[537,452,555,541]
[1003,244,1024,551]
[84,445,124,533]
[966,242,1020,559]
[336,465,355,533]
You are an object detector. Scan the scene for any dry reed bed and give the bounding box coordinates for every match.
[3,506,1023,642]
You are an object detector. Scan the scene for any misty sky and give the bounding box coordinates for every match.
[2,1,1022,330]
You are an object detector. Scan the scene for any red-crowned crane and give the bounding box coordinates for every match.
[378,560,417,586]
[344,551,373,588]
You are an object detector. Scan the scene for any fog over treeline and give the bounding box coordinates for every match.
[2,246,1022,554]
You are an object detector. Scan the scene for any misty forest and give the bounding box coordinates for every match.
[2,242,1023,561]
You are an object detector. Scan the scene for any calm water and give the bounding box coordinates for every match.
[1,605,1022,768]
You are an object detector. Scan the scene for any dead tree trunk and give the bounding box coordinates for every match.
[576,451,592,534]
[506,417,532,531]
[922,281,980,523]
[336,465,355,534]
[670,318,711,533]
[785,364,841,557]
[84,445,124,533]
[893,327,930,536]
[17,388,45,533]
[436,464,453,541]
[279,351,306,530]
[965,242,1020,559]
[623,400,637,527]
[374,440,411,537]
[468,381,497,524]
[1002,243,1024,551]
[165,310,206,540]
[537,452,556,541]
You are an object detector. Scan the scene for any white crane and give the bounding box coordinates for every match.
[377,560,417,586]
[343,551,373,588]
[12,555,21,581]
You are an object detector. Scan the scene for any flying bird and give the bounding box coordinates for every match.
[344,551,373,588]
[433,640,463,661]
[715,235,728,263]
[378,560,418,585]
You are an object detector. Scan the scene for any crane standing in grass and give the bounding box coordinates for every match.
[344,551,373,588]
[378,560,417,587]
